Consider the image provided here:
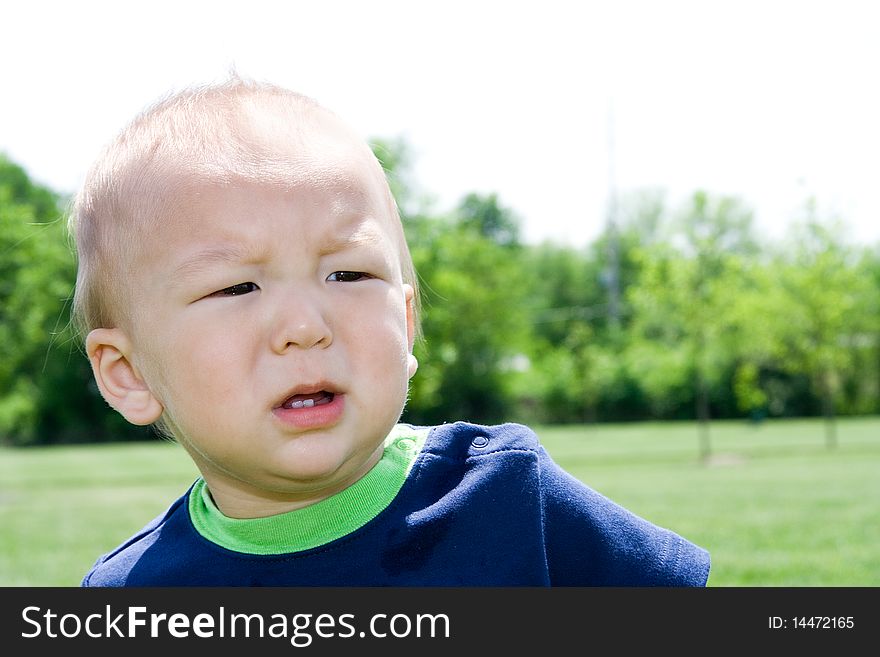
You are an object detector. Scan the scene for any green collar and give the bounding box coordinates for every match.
[188,424,429,555]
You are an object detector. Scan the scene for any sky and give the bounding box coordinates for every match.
[2,0,878,248]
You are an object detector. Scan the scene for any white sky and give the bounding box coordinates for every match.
[1,0,878,247]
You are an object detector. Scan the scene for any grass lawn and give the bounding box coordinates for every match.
[1,417,878,586]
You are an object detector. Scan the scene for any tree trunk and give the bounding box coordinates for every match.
[695,327,712,463]
[820,371,837,450]
[697,373,712,462]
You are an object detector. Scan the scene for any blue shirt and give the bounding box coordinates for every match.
[82,422,710,586]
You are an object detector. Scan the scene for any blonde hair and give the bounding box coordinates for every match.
[69,75,418,339]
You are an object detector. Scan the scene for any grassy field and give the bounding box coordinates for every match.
[1,417,878,586]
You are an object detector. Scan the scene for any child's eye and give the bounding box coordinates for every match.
[210,282,259,297]
[327,271,372,283]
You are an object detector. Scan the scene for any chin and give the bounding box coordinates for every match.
[270,450,359,487]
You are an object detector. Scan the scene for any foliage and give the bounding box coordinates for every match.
[769,215,874,446]
[2,146,880,445]
[402,206,530,425]
[0,154,157,445]
[0,155,80,443]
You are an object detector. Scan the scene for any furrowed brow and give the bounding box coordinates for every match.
[171,245,254,283]
[318,220,386,256]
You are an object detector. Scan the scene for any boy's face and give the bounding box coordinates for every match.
[100,112,417,516]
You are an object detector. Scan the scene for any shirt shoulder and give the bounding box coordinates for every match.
[414,421,710,587]
[80,489,191,587]
[414,421,541,459]
[534,444,710,586]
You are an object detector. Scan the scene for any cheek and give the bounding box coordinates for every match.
[141,320,257,412]
[345,297,410,380]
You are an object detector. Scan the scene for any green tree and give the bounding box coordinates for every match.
[527,242,604,346]
[372,139,532,425]
[680,191,756,457]
[0,155,154,445]
[0,155,85,443]
[768,212,873,447]
[403,213,530,425]
[625,191,756,459]
[521,240,636,423]
[0,155,69,442]
[862,247,880,414]
[457,192,520,248]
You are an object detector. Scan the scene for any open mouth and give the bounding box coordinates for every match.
[280,391,336,410]
[273,384,344,429]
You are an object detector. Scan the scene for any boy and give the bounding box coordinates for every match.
[73,77,710,586]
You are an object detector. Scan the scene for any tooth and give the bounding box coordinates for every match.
[291,400,304,409]
[302,399,315,408]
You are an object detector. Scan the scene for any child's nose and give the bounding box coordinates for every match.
[269,290,332,353]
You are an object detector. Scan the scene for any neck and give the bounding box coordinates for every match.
[197,444,385,519]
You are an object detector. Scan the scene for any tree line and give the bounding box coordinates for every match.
[1,147,878,446]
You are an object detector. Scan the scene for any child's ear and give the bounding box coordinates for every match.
[403,284,418,379]
[85,328,164,425]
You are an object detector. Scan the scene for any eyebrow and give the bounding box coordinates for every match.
[168,216,390,285]
[170,244,257,283]
[318,218,386,256]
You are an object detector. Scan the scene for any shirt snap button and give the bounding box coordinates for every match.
[396,438,416,451]
[471,436,489,449]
